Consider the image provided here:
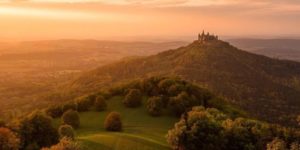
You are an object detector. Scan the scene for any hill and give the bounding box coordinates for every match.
[48,76,242,150]
[67,39,300,126]
[7,76,300,150]
[228,38,300,62]
[0,40,186,120]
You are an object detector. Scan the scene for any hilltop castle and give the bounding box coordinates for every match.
[198,31,218,43]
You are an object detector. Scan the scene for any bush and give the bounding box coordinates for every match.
[146,96,164,116]
[58,125,75,139]
[18,112,58,150]
[95,96,107,111]
[41,138,82,150]
[104,112,122,131]
[0,127,20,150]
[123,89,142,108]
[62,110,80,129]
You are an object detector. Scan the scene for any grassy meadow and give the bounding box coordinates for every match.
[54,96,178,150]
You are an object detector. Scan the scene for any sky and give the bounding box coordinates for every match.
[0,0,300,41]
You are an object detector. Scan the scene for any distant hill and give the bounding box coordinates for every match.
[67,39,300,126]
[0,40,187,120]
[228,38,300,62]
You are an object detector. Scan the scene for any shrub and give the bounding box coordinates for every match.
[104,112,122,131]
[18,112,58,150]
[0,127,20,150]
[62,110,80,129]
[58,125,75,139]
[123,89,142,108]
[146,96,164,116]
[41,138,82,150]
[95,96,107,111]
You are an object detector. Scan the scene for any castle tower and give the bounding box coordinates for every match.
[197,31,219,42]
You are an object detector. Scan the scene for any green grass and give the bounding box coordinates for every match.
[54,96,178,150]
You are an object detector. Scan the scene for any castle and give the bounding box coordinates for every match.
[198,31,218,43]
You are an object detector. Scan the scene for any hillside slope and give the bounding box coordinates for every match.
[68,39,300,125]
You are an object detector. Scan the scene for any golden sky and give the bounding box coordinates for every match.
[0,0,300,41]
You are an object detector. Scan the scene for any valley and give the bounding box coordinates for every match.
[0,40,186,120]
[228,38,300,62]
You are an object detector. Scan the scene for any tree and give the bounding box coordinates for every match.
[167,83,186,96]
[62,102,77,112]
[95,96,107,111]
[18,112,58,150]
[0,118,6,127]
[123,89,142,108]
[62,110,80,129]
[104,112,122,131]
[45,105,63,118]
[58,125,75,139]
[267,138,287,150]
[168,91,191,116]
[146,96,163,116]
[158,78,176,94]
[297,115,300,127]
[41,138,82,150]
[291,142,300,150]
[222,118,265,150]
[166,106,225,150]
[0,127,20,150]
[76,96,94,112]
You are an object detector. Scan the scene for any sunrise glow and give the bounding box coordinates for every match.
[0,0,299,40]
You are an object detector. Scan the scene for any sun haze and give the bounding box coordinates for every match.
[0,0,300,41]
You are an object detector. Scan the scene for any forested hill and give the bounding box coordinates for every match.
[68,39,300,126]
